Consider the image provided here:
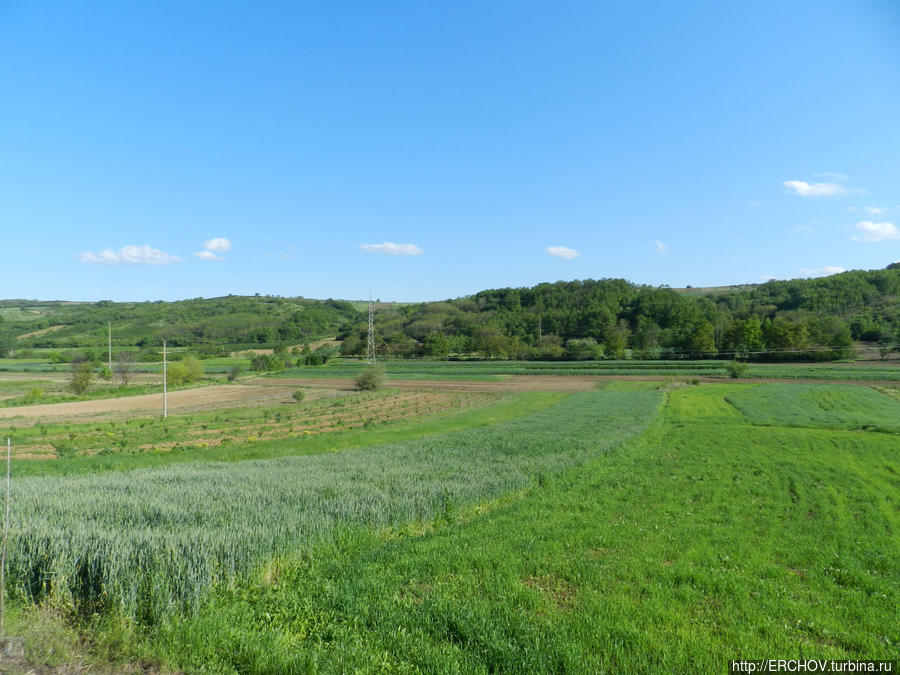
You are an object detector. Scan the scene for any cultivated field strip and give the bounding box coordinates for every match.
[726,383,900,432]
[2,390,492,458]
[7,389,663,621]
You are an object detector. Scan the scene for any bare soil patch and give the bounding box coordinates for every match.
[16,324,68,340]
[0,384,299,423]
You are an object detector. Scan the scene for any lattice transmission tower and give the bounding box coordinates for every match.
[366,296,376,364]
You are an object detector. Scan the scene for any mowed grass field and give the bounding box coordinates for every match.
[2,380,898,673]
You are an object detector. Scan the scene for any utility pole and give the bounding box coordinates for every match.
[162,339,168,418]
[1,438,10,639]
[366,296,376,365]
[107,322,112,372]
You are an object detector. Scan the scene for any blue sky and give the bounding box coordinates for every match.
[2,1,899,302]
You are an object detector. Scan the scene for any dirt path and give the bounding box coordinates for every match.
[0,384,297,422]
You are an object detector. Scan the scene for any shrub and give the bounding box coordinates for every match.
[292,390,305,404]
[355,365,385,391]
[726,360,749,379]
[167,355,205,386]
[251,354,285,373]
[70,359,94,395]
[227,365,241,382]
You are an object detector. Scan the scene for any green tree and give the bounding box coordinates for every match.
[422,332,451,358]
[684,320,717,357]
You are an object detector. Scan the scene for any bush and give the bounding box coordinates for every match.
[227,365,241,382]
[355,365,385,391]
[251,354,285,373]
[292,390,305,404]
[99,365,113,381]
[726,360,749,379]
[167,355,205,386]
[70,360,94,395]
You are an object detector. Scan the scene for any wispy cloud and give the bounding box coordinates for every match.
[654,240,668,254]
[784,180,847,197]
[194,250,222,261]
[796,266,846,278]
[814,171,850,182]
[792,225,816,235]
[545,246,580,259]
[360,241,423,255]
[851,220,900,243]
[80,244,181,265]
[747,200,760,208]
[846,205,885,216]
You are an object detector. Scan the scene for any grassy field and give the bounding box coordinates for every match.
[134,384,898,673]
[727,383,900,432]
[1,380,897,672]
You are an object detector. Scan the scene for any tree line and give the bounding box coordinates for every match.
[338,266,900,361]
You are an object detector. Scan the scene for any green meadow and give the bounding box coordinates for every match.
[3,381,898,673]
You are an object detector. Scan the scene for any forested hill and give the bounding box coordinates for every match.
[339,265,900,360]
[2,265,899,361]
[0,296,362,355]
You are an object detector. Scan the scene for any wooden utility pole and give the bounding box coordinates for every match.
[162,340,168,418]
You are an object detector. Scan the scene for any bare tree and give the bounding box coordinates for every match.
[115,351,135,387]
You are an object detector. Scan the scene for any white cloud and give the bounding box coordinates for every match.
[654,240,668,254]
[80,244,181,265]
[851,220,900,243]
[796,266,846,278]
[360,241,424,255]
[784,180,847,197]
[194,250,223,261]
[747,200,760,208]
[792,225,815,234]
[204,237,232,252]
[545,246,580,259]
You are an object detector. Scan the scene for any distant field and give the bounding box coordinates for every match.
[270,358,900,382]
[271,359,731,380]
[726,383,900,432]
